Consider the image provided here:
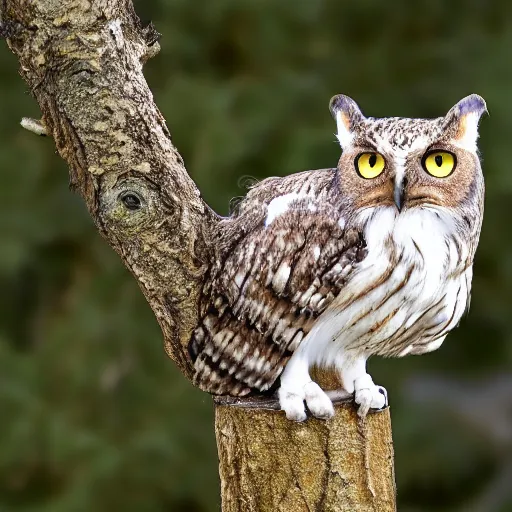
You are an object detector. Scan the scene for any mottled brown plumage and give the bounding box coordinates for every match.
[191,170,367,395]
[189,94,487,421]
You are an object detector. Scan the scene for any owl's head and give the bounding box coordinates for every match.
[329,94,486,217]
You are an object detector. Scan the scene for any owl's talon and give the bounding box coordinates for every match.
[354,375,387,418]
[304,381,335,419]
[377,386,388,407]
[279,390,307,422]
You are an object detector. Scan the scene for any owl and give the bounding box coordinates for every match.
[189,94,486,421]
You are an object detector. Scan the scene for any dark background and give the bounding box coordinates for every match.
[1,1,511,511]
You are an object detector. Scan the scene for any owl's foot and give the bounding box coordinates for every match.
[278,389,307,422]
[278,382,334,422]
[354,374,388,418]
[304,381,335,419]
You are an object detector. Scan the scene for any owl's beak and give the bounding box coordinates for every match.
[394,176,406,212]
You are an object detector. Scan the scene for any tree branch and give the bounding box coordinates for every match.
[1,0,218,378]
[2,1,397,509]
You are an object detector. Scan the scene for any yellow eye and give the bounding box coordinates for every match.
[355,152,386,179]
[422,151,456,178]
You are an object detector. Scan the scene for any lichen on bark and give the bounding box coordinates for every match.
[2,0,217,377]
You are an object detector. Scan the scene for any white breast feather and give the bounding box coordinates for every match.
[296,206,470,369]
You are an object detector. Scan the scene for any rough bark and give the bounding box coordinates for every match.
[215,398,396,512]
[1,1,396,510]
[1,0,215,378]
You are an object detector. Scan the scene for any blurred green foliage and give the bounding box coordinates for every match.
[1,0,511,510]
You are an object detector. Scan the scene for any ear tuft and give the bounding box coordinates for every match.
[443,94,487,152]
[455,94,487,117]
[329,94,364,148]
